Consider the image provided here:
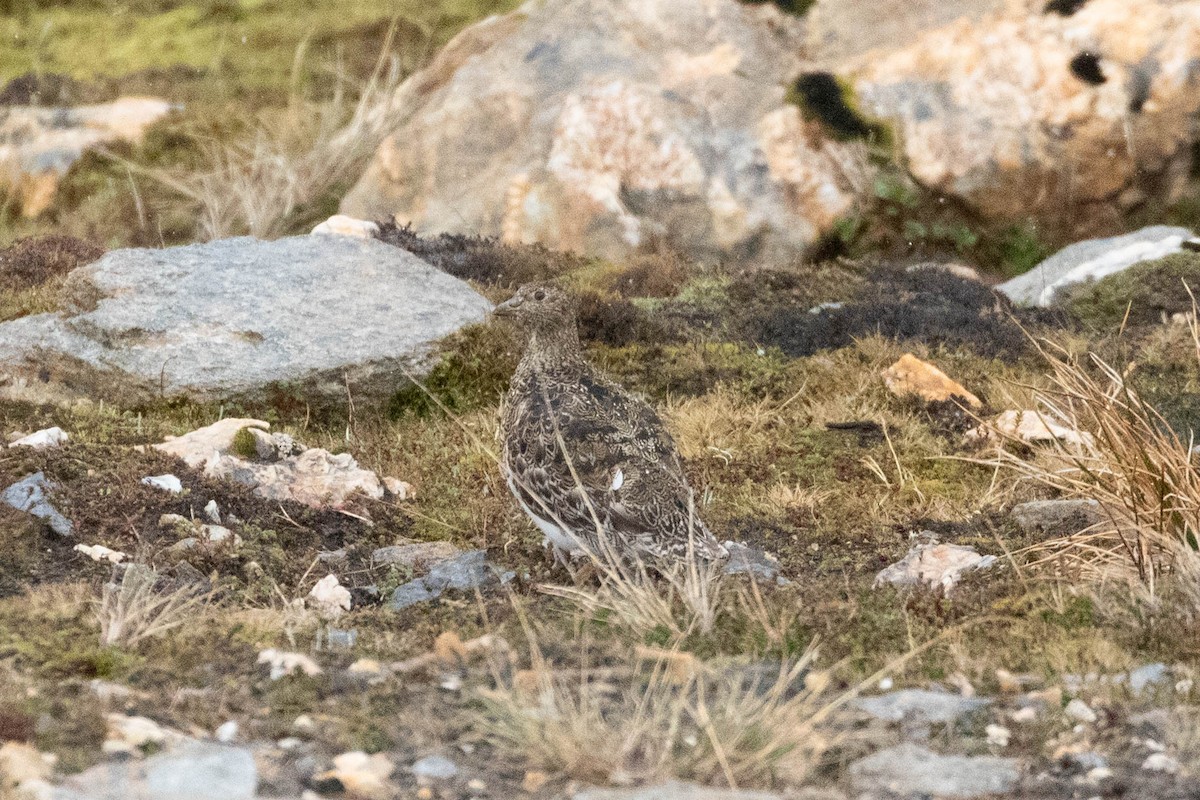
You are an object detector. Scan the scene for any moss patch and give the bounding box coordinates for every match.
[1063,252,1200,330]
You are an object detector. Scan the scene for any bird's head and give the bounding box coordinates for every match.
[492,283,577,334]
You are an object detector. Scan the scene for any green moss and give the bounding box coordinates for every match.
[989,221,1052,277]
[230,425,259,458]
[1040,595,1096,630]
[1063,252,1200,330]
[388,323,517,418]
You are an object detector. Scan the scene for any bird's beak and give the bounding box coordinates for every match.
[492,296,521,317]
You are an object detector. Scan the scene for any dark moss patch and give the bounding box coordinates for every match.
[375,222,596,288]
[1045,0,1089,15]
[0,72,94,105]
[0,235,104,292]
[738,0,815,14]
[790,72,884,142]
[608,252,690,299]
[738,262,1059,360]
[576,292,675,347]
[1062,252,1200,330]
[1069,51,1106,85]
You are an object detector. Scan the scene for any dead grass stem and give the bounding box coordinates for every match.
[130,29,408,240]
[96,564,207,649]
[983,310,1200,610]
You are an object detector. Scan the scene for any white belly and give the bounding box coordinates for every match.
[507,476,581,552]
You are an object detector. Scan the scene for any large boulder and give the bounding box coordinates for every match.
[0,97,171,217]
[807,0,1004,63]
[340,0,865,264]
[845,0,1200,228]
[0,235,492,404]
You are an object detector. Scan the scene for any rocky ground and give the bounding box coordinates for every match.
[3,1,1200,800]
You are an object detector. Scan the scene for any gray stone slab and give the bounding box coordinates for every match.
[53,741,256,800]
[854,689,990,725]
[997,226,1194,307]
[847,742,1020,798]
[3,471,72,536]
[0,235,492,404]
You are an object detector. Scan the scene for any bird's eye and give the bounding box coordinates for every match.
[533,290,546,301]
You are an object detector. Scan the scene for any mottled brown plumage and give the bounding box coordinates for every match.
[494,283,726,564]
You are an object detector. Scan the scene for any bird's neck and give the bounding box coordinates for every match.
[522,324,585,374]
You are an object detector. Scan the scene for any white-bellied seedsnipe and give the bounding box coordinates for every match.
[494,283,727,566]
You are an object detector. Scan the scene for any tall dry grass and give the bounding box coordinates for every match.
[983,311,1200,610]
[97,564,207,648]
[135,30,409,240]
[478,601,838,789]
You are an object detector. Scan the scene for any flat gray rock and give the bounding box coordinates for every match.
[997,226,1195,307]
[53,741,256,800]
[847,742,1020,799]
[0,235,491,404]
[3,471,72,536]
[1011,499,1103,537]
[854,689,990,725]
[389,550,514,610]
[722,542,781,581]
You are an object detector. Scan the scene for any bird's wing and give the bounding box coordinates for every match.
[505,369,717,556]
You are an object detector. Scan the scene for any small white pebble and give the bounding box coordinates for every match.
[1176,678,1194,694]
[204,500,221,524]
[986,724,1011,747]
[9,427,69,449]
[142,474,183,493]
[1010,706,1038,723]
[1065,698,1098,723]
[277,737,303,750]
[878,677,894,691]
[1142,752,1180,773]
[215,720,238,742]
[293,714,315,732]
[1086,767,1113,783]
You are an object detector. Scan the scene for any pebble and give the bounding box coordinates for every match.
[1010,707,1038,724]
[522,771,550,792]
[142,474,184,493]
[411,754,459,782]
[1129,663,1169,694]
[1142,752,1180,773]
[1065,698,1098,723]
[8,426,69,449]
[257,649,322,680]
[985,724,1011,747]
[215,721,238,743]
[307,574,352,621]
[204,500,221,523]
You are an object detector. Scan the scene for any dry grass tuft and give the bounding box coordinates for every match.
[478,607,838,789]
[983,313,1200,610]
[135,33,407,240]
[97,564,207,649]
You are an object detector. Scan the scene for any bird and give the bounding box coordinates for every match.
[493,282,727,567]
